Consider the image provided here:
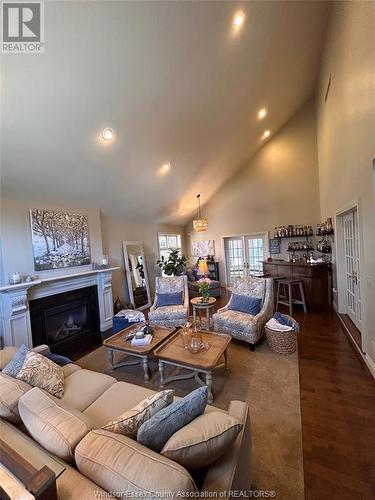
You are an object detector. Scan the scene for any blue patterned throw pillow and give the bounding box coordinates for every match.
[229,294,262,315]
[137,386,208,452]
[2,344,29,377]
[156,291,183,307]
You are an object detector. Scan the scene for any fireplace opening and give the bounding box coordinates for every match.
[30,286,101,360]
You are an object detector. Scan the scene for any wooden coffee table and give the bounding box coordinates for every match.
[103,324,175,381]
[154,330,231,403]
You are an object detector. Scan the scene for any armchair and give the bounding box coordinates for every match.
[148,276,189,328]
[213,277,274,350]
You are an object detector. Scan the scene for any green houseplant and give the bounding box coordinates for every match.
[157,248,187,276]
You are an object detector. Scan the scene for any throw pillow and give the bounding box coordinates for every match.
[137,386,208,452]
[156,291,183,307]
[16,351,65,398]
[229,294,262,315]
[43,352,73,366]
[161,412,243,469]
[2,344,29,377]
[102,390,174,439]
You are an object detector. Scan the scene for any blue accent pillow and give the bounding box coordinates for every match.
[44,352,73,366]
[229,294,262,315]
[137,386,208,452]
[2,344,29,377]
[156,291,183,307]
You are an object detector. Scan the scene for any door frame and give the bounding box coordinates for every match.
[335,199,367,350]
[221,232,269,286]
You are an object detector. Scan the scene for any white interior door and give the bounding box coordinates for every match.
[343,211,361,327]
[224,237,245,286]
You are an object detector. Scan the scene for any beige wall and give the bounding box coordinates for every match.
[0,197,185,307]
[185,99,321,282]
[316,1,375,363]
[0,197,104,281]
[100,214,185,303]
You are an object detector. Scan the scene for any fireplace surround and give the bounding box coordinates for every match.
[0,267,119,351]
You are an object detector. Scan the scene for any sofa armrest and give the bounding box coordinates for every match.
[32,344,51,355]
[201,401,251,498]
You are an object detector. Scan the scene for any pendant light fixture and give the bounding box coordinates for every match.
[193,194,208,232]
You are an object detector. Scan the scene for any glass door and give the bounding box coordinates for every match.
[224,237,245,286]
[224,233,268,285]
[245,235,265,274]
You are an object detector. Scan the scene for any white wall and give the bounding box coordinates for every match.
[185,99,321,283]
[316,1,375,362]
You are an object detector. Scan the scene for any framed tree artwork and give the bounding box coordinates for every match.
[30,209,91,271]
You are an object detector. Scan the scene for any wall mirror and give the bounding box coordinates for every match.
[122,241,151,311]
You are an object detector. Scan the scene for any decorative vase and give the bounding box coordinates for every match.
[181,323,192,349]
[187,323,203,354]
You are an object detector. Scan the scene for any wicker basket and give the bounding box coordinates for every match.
[265,314,298,355]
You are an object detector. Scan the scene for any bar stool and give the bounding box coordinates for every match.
[272,276,287,307]
[276,279,307,315]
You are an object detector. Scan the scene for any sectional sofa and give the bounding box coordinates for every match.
[0,345,251,499]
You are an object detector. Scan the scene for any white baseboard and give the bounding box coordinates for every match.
[337,312,375,380]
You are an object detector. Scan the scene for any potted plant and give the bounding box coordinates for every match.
[157,249,187,276]
[198,277,211,302]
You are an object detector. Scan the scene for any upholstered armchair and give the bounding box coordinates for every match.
[148,276,189,328]
[213,277,274,350]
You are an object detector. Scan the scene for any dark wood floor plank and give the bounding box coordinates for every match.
[296,310,375,500]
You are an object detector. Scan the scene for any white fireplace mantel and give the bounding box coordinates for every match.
[0,267,120,348]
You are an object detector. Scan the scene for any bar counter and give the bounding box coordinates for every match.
[262,260,331,310]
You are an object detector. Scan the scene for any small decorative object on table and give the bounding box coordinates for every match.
[198,277,211,302]
[9,272,22,285]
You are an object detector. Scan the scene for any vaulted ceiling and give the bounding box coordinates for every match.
[1,1,328,224]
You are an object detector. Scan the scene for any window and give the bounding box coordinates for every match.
[157,233,182,262]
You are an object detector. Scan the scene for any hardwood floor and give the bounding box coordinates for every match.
[215,290,375,499]
[296,309,375,500]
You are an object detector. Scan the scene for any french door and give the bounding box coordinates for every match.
[343,210,362,328]
[224,234,268,286]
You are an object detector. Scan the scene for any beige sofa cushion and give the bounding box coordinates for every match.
[19,387,92,462]
[0,372,31,422]
[102,390,173,438]
[161,412,242,469]
[75,429,197,496]
[83,380,226,428]
[56,369,116,412]
[83,381,157,426]
[17,351,65,398]
[0,347,19,370]
[62,363,82,377]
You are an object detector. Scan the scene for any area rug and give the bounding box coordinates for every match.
[77,337,304,499]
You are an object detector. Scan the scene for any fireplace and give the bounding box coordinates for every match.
[29,286,102,359]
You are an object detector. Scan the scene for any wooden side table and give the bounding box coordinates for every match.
[190,297,216,331]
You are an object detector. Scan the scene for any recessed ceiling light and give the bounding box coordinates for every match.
[258,108,267,120]
[159,162,171,175]
[101,128,113,141]
[233,10,245,29]
[261,130,271,140]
